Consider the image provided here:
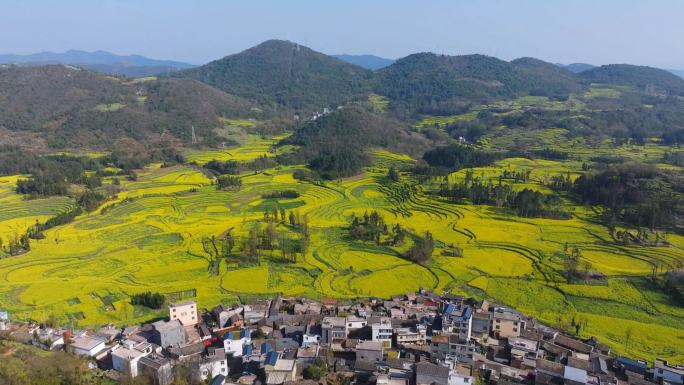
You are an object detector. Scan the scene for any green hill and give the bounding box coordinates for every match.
[579,64,684,95]
[172,40,374,111]
[284,106,428,178]
[0,65,260,148]
[374,53,583,115]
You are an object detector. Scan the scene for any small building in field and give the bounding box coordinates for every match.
[169,301,198,326]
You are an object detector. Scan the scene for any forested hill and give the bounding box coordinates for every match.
[579,64,684,95]
[171,40,374,111]
[282,106,429,178]
[0,65,260,148]
[373,53,583,115]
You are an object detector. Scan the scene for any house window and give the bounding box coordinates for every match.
[464,379,469,383]
[513,328,518,332]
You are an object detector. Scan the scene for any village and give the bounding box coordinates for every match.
[1,291,682,385]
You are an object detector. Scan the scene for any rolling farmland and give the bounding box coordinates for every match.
[0,135,683,363]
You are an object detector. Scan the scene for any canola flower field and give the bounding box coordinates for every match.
[0,134,683,362]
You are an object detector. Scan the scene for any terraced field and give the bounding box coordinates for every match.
[0,141,683,362]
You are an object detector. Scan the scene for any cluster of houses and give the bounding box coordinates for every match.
[1,291,683,385]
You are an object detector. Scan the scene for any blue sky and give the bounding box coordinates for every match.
[2,0,683,68]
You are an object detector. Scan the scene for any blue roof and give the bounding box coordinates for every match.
[265,351,278,366]
[240,329,250,339]
[261,341,273,354]
[617,356,648,369]
[445,303,458,315]
[461,307,473,319]
[243,344,253,356]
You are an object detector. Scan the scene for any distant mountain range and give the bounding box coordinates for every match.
[333,54,395,70]
[3,39,684,149]
[0,50,195,77]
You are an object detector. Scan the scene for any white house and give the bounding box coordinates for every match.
[32,328,66,350]
[223,329,251,357]
[302,333,321,347]
[68,335,107,357]
[448,371,474,385]
[371,317,393,347]
[111,340,153,378]
[199,347,229,380]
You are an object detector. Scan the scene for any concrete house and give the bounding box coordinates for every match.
[356,340,385,364]
[199,347,229,380]
[443,306,473,342]
[345,316,367,335]
[223,329,251,357]
[213,305,241,329]
[449,365,475,385]
[264,351,297,385]
[416,361,450,385]
[370,317,393,347]
[321,317,346,345]
[32,328,66,350]
[654,359,684,385]
[68,335,107,357]
[169,301,198,326]
[138,352,174,385]
[111,340,153,378]
[492,307,526,339]
[471,311,491,338]
[150,319,186,348]
[395,326,427,345]
[431,334,474,364]
[509,336,540,369]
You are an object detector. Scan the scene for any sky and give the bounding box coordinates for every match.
[2,0,683,68]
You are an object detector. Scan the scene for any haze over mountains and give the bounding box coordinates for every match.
[2,45,683,80]
[0,50,195,77]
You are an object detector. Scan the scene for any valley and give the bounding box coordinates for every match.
[1,40,684,365]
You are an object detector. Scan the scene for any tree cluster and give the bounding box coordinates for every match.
[405,231,435,264]
[130,291,165,309]
[555,163,684,231]
[349,211,388,244]
[440,171,570,219]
